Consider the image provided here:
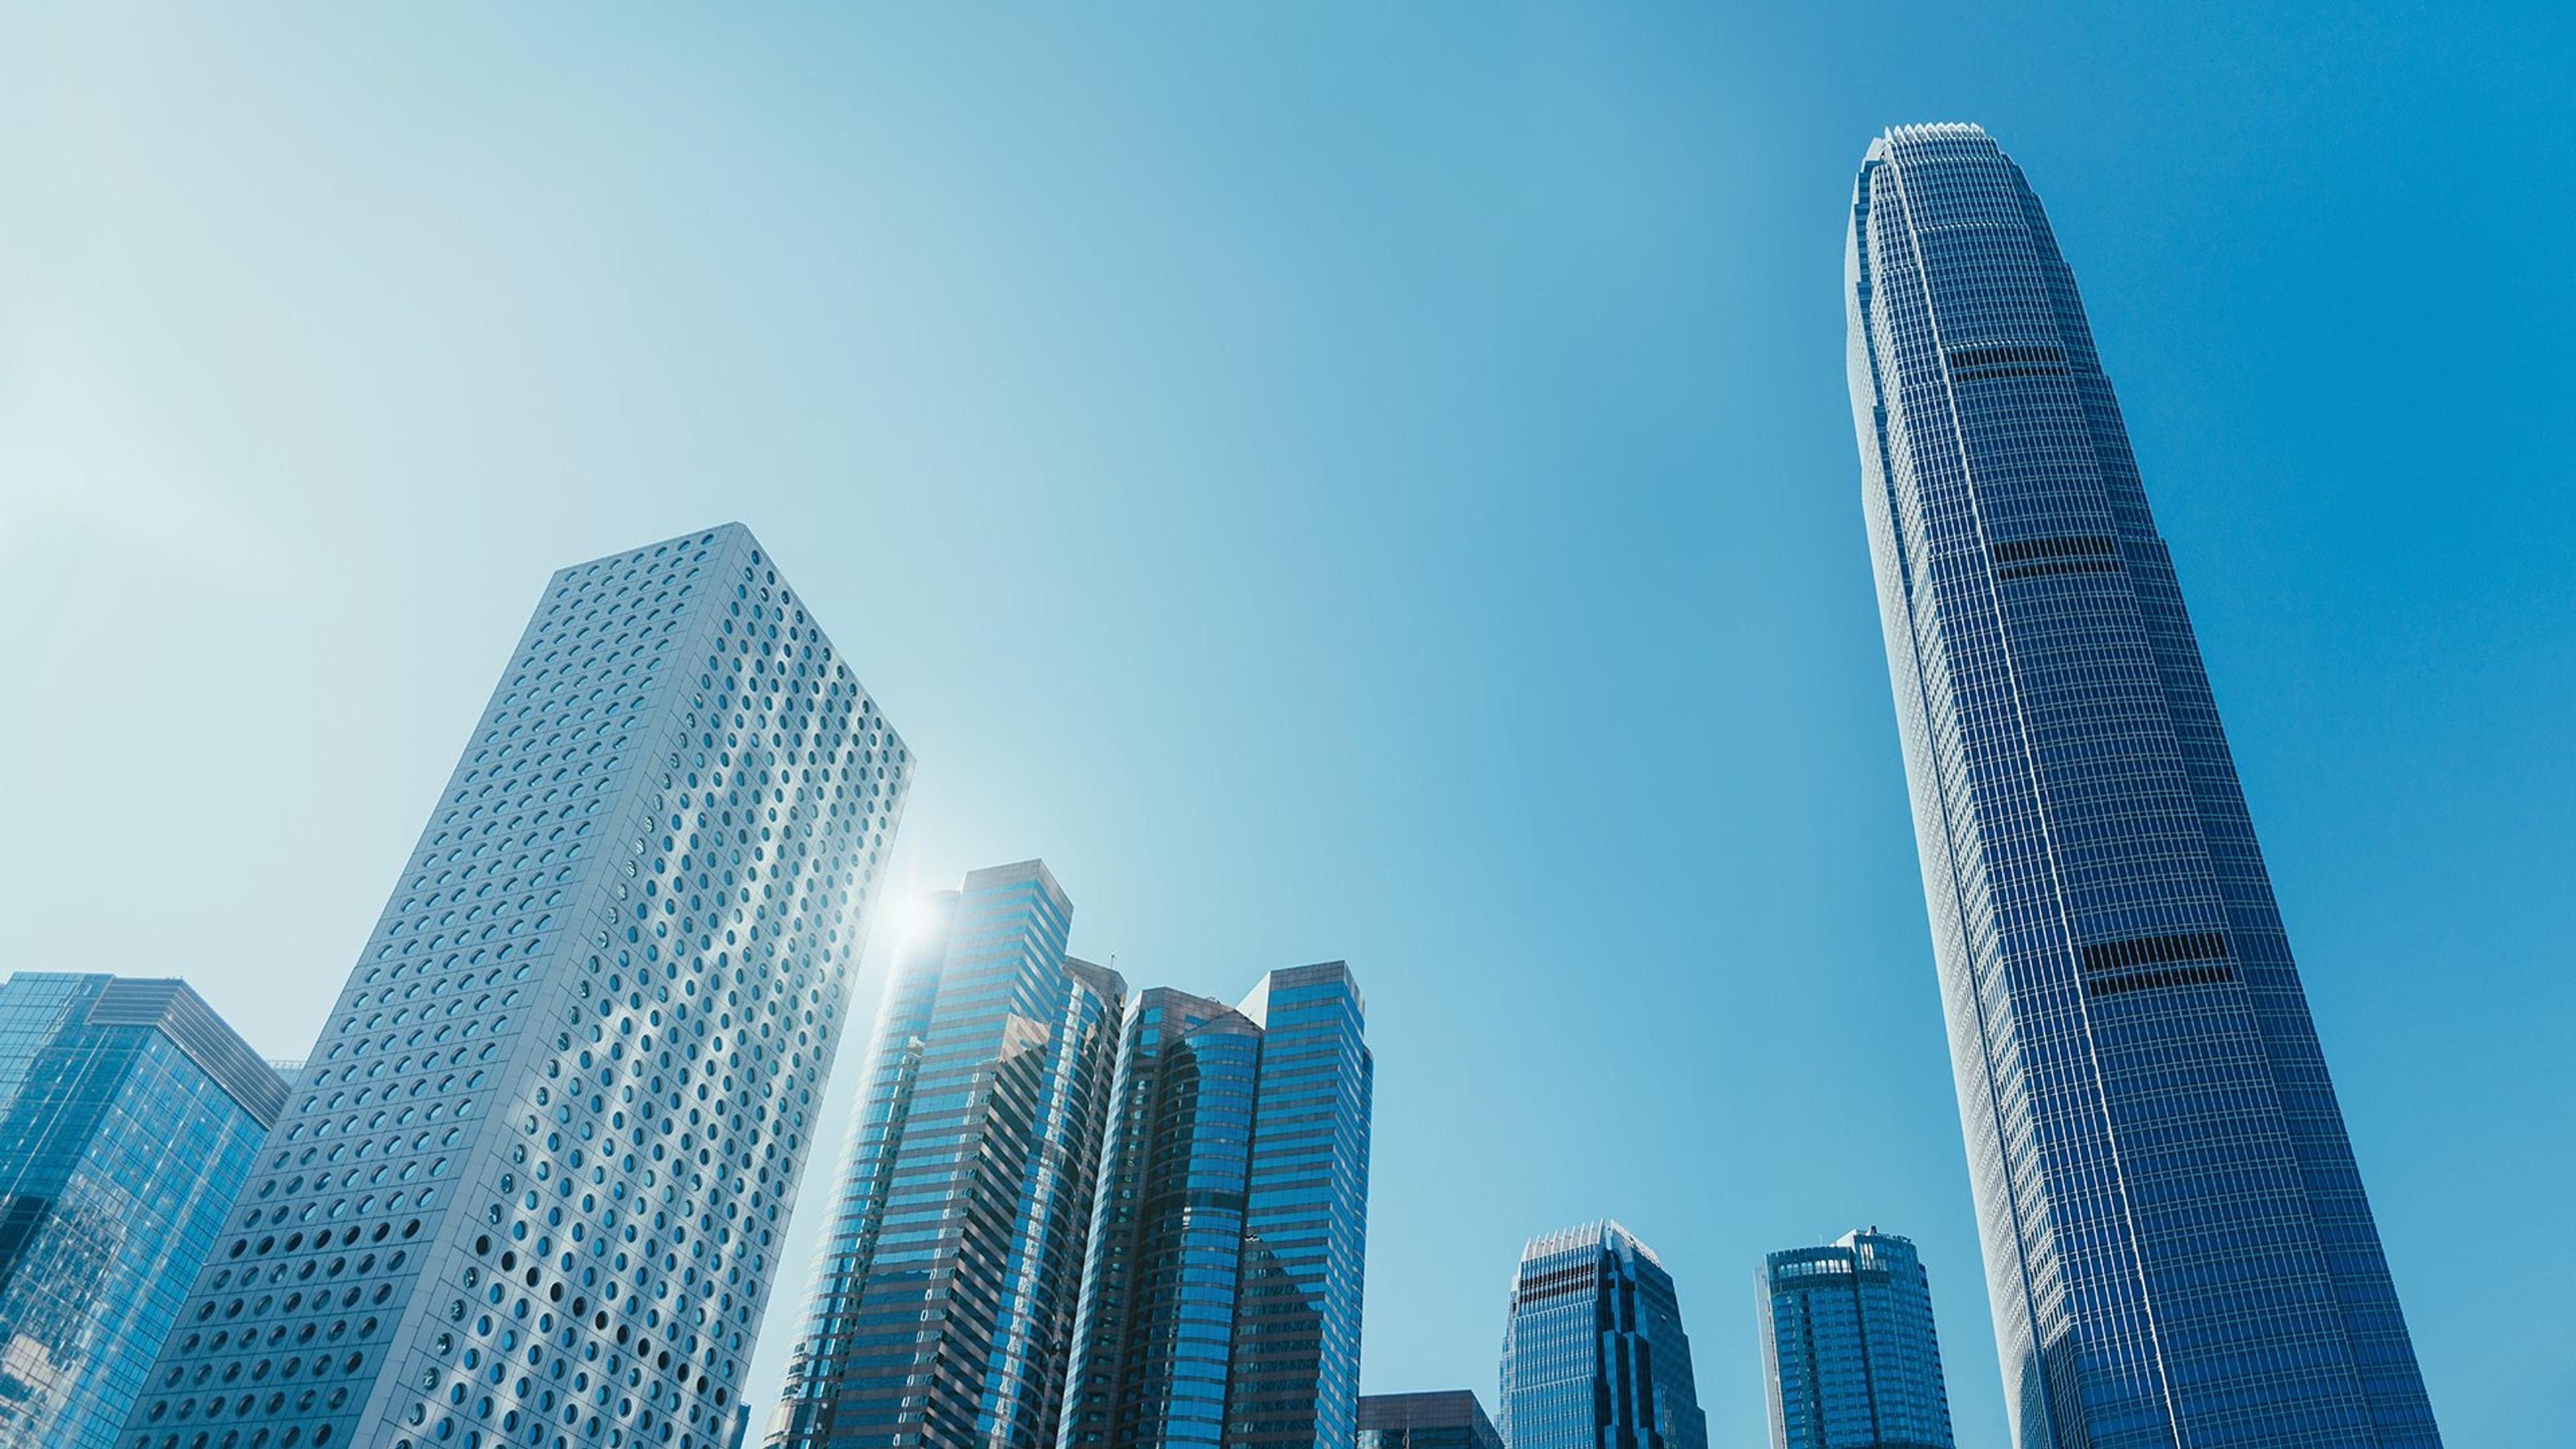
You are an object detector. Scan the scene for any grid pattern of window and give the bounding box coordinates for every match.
[762,860,1124,1449]
[1056,963,1370,1449]
[1356,1391,1501,1449]
[0,975,284,1449]
[1497,1222,1705,1449]
[1059,989,1262,1449]
[1223,964,1371,1449]
[118,523,910,1449]
[1757,1230,1953,1449]
[1845,124,2441,1448]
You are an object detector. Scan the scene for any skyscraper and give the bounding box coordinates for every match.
[763,860,1125,1449]
[0,975,287,1449]
[1846,124,2441,1448]
[1757,1230,1953,1449]
[1057,961,1371,1449]
[1496,1222,1705,1449]
[1357,1391,1503,1449]
[119,523,911,1449]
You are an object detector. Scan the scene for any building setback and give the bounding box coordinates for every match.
[119,523,911,1449]
[763,861,1124,1449]
[1846,123,2440,1447]
[1057,962,1371,1449]
[1497,1222,1706,1449]
[0,975,287,1449]
[1356,1391,1502,1449]
[1757,1230,1953,1449]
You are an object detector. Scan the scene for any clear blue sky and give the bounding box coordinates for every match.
[2,4,2567,1444]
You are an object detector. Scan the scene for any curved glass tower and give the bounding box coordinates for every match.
[1845,124,2438,1448]
[1057,963,1371,1449]
[1757,1230,1953,1449]
[1057,987,1265,1449]
[763,861,1124,1449]
[1497,1222,1705,1449]
[770,893,1366,1449]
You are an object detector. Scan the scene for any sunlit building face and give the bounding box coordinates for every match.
[1847,123,2440,1448]
[119,523,910,1449]
[763,859,1123,1449]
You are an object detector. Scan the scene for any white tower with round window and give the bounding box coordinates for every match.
[120,523,911,1449]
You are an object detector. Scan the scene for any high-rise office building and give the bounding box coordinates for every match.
[1357,1391,1502,1449]
[0,975,287,1449]
[1846,124,2441,1448]
[1757,1230,1953,1449]
[763,860,1125,1449]
[1057,962,1371,1449]
[119,523,910,1449]
[1497,1222,1705,1449]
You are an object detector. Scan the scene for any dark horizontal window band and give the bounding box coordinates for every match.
[2082,930,2230,973]
[2086,963,2236,997]
[1515,1277,1595,1304]
[1142,1187,1246,1215]
[1992,535,2118,564]
[1997,557,2120,582]
[1952,362,2071,381]
[1946,343,2065,370]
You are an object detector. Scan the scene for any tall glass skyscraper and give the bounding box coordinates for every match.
[1757,1230,1953,1449]
[1357,1391,1503,1449]
[119,523,910,1449]
[1057,961,1371,1449]
[763,860,1125,1449]
[1497,1221,1705,1449]
[0,975,287,1449]
[1846,124,2440,1448]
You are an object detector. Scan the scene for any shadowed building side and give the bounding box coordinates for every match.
[1358,1391,1501,1449]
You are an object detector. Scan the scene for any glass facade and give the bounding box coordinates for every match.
[1357,1391,1502,1449]
[1057,962,1370,1449]
[1846,124,2441,1449]
[1497,1221,1705,1449]
[119,523,911,1449]
[763,860,1124,1449]
[0,975,286,1449]
[1757,1230,1952,1449]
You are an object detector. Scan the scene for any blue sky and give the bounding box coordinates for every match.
[2,3,2567,1443]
